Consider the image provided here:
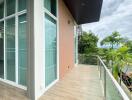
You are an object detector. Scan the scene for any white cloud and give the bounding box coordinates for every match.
[82,0,132,42]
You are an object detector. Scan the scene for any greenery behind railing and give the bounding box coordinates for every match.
[78,54,97,65]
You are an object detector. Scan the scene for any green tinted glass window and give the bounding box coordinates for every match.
[0,21,4,79]
[45,14,57,87]
[5,17,16,82]
[6,0,15,16]
[44,0,56,16]
[0,0,4,19]
[18,0,26,11]
[18,14,27,86]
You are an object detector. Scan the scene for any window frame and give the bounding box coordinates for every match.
[43,0,59,89]
[0,0,27,90]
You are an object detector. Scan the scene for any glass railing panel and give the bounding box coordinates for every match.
[97,56,129,100]
[78,54,97,65]
[106,72,123,100]
[100,64,104,84]
[78,55,129,100]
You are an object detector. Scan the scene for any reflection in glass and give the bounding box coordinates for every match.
[18,14,27,86]
[5,18,15,82]
[45,14,57,87]
[0,0,4,19]
[18,0,26,11]
[6,0,15,16]
[44,0,56,16]
[0,21,4,78]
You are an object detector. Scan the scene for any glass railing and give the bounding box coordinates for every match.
[78,54,97,65]
[97,56,130,100]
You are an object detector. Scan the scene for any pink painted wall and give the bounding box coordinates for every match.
[59,0,75,79]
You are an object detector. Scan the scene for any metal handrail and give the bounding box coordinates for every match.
[97,55,130,100]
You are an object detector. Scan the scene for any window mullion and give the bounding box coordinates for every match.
[15,0,19,84]
[4,0,6,80]
[44,8,57,21]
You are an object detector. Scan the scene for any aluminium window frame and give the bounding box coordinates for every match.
[43,0,59,92]
[0,0,27,90]
[0,0,60,95]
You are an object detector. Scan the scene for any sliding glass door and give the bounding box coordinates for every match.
[0,0,27,87]
[45,14,57,87]
[44,0,57,87]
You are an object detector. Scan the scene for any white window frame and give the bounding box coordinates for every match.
[43,0,59,92]
[0,0,60,95]
[0,0,27,90]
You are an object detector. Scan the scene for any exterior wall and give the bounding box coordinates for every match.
[59,0,75,78]
[0,0,76,99]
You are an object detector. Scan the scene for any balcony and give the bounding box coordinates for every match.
[40,64,103,100]
[0,56,129,100]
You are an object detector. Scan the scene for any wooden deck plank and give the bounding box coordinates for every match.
[0,82,29,100]
[40,64,104,100]
[0,64,104,100]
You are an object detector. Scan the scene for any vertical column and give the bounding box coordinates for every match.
[76,27,78,64]
[74,26,76,65]
[27,0,35,99]
[75,25,79,65]
[27,0,44,99]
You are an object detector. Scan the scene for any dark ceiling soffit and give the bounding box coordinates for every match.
[63,0,103,25]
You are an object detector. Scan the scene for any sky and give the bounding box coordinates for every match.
[82,0,132,42]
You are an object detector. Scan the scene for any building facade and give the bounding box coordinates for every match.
[0,0,102,99]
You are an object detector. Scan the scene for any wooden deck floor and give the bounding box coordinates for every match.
[0,82,29,100]
[40,64,104,100]
[0,64,104,100]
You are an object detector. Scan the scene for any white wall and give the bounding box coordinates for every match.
[27,0,45,99]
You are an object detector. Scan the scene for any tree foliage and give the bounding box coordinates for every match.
[124,39,132,53]
[78,30,132,81]
[100,31,123,49]
[78,31,98,54]
[99,32,132,80]
[103,45,132,80]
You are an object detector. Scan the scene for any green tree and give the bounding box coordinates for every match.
[100,31,123,49]
[78,31,98,54]
[105,46,132,80]
[124,39,132,53]
[115,46,132,82]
